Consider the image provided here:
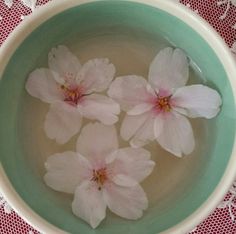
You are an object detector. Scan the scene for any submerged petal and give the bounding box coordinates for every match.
[130,116,156,148]
[79,94,120,125]
[76,122,118,160]
[48,45,81,83]
[103,183,148,220]
[25,68,63,103]
[108,75,154,111]
[79,58,115,93]
[44,152,91,194]
[44,102,82,144]
[72,181,106,229]
[127,103,153,116]
[110,147,155,183]
[149,47,189,90]
[172,84,222,119]
[120,113,150,141]
[156,112,195,157]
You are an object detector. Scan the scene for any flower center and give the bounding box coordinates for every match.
[156,95,171,112]
[91,168,108,190]
[61,85,83,106]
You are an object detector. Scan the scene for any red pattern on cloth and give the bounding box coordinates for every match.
[0,0,236,233]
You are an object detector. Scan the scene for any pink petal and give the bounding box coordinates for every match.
[44,152,91,194]
[130,116,156,148]
[110,148,155,183]
[103,183,148,220]
[172,85,222,119]
[79,58,115,93]
[156,112,195,157]
[72,181,106,228]
[149,47,189,90]
[108,75,154,111]
[48,45,81,83]
[44,102,82,144]
[127,103,153,116]
[79,94,120,125]
[25,68,63,103]
[76,122,118,161]
[120,113,150,141]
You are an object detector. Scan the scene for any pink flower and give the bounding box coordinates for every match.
[26,46,120,144]
[44,123,155,228]
[108,47,222,157]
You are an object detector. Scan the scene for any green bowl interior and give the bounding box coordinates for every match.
[0,1,235,234]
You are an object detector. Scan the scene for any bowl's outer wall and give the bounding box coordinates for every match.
[0,1,235,234]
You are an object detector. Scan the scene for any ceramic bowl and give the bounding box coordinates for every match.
[0,0,236,233]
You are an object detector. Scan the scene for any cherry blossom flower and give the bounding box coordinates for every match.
[44,123,155,228]
[26,46,119,144]
[108,47,222,157]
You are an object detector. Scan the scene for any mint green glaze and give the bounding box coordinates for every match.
[0,1,235,233]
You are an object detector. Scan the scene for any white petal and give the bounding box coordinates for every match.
[48,45,81,83]
[79,94,120,125]
[172,85,222,119]
[127,103,153,116]
[111,148,155,183]
[76,122,118,160]
[105,151,117,164]
[72,181,106,229]
[25,68,63,103]
[79,58,115,93]
[44,152,91,194]
[44,102,82,144]
[146,83,156,96]
[112,174,138,187]
[120,113,150,141]
[156,112,195,157]
[103,183,148,220]
[149,47,189,90]
[130,116,156,148]
[108,76,154,111]
[154,114,164,138]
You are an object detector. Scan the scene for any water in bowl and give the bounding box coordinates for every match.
[18,26,215,215]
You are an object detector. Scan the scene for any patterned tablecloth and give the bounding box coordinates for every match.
[1,0,236,233]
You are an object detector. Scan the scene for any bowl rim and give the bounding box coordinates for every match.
[1,0,236,233]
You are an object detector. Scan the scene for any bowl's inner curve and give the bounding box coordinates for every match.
[0,1,235,234]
